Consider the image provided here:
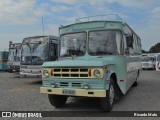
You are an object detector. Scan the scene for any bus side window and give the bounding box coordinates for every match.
[126,35,133,49]
[125,34,134,55]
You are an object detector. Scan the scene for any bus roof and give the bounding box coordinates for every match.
[75,14,124,23]
[60,14,124,29]
[59,14,141,39]
[23,35,58,40]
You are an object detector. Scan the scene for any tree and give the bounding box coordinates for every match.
[149,43,160,53]
[142,49,149,53]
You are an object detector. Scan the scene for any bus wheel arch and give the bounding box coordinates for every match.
[100,76,115,111]
[110,73,123,101]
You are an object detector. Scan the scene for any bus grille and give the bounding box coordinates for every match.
[59,82,81,88]
[52,68,90,78]
[143,63,149,66]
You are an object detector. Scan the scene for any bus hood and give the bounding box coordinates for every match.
[42,56,117,67]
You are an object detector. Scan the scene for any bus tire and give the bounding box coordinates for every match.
[114,85,123,101]
[48,94,67,108]
[9,69,13,73]
[100,78,115,111]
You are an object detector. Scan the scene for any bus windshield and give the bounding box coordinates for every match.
[60,32,86,57]
[3,52,9,60]
[0,52,8,61]
[88,31,120,56]
[21,38,48,65]
[32,43,48,63]
[8,48,21,62]
[142,56,155,62]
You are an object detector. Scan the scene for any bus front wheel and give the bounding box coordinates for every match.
[100,78,115,111]
[48,94,68,108]
[9,69,13,73]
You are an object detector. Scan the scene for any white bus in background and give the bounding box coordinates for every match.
[156,53,160,71]
[7,41,22,73]
[20,35,59,77]
[142,54,156,70]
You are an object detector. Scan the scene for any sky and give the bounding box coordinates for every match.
[0,0,160,51]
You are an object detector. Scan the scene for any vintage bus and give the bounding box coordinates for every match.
[20,35,59,77]
[40,14,142,111]
[7,41,22,72]
[0,51,9,71]
[156,53,160,71]
[142,54,156,70]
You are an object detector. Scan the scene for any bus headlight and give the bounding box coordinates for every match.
[93,69,101,77]
[43,70,49,77]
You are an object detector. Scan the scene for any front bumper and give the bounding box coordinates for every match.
[40,87,106,97]
[7,65,20,71]
[20,72,41,76]
[142,66,154,69]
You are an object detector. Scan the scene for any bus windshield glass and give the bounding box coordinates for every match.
[142,57,155,62]
[60,32,86,57]
[21,45,31,64]
[0,52,8,61]
[88,31,120,56]
[3,52,9,60]
[32,43,48,63]
[9,48,21,62]
[21,37,48,64]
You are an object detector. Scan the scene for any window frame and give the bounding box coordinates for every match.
[59,31,87,58]
[88,29,123,56]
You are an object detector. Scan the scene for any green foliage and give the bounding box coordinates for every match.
[142,50,149,53]
[149,43,160,53]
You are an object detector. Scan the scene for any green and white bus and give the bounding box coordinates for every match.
[0,51,9,71]
[40,14,142,111]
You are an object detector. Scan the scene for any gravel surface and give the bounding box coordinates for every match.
[0,70,160,119]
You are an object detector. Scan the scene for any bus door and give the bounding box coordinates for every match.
[49,39,59,61]
[125,34,138,89]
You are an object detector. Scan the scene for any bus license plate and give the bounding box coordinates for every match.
[62,89,75,95]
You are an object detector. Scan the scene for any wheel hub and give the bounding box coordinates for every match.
[109,85,114,105]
